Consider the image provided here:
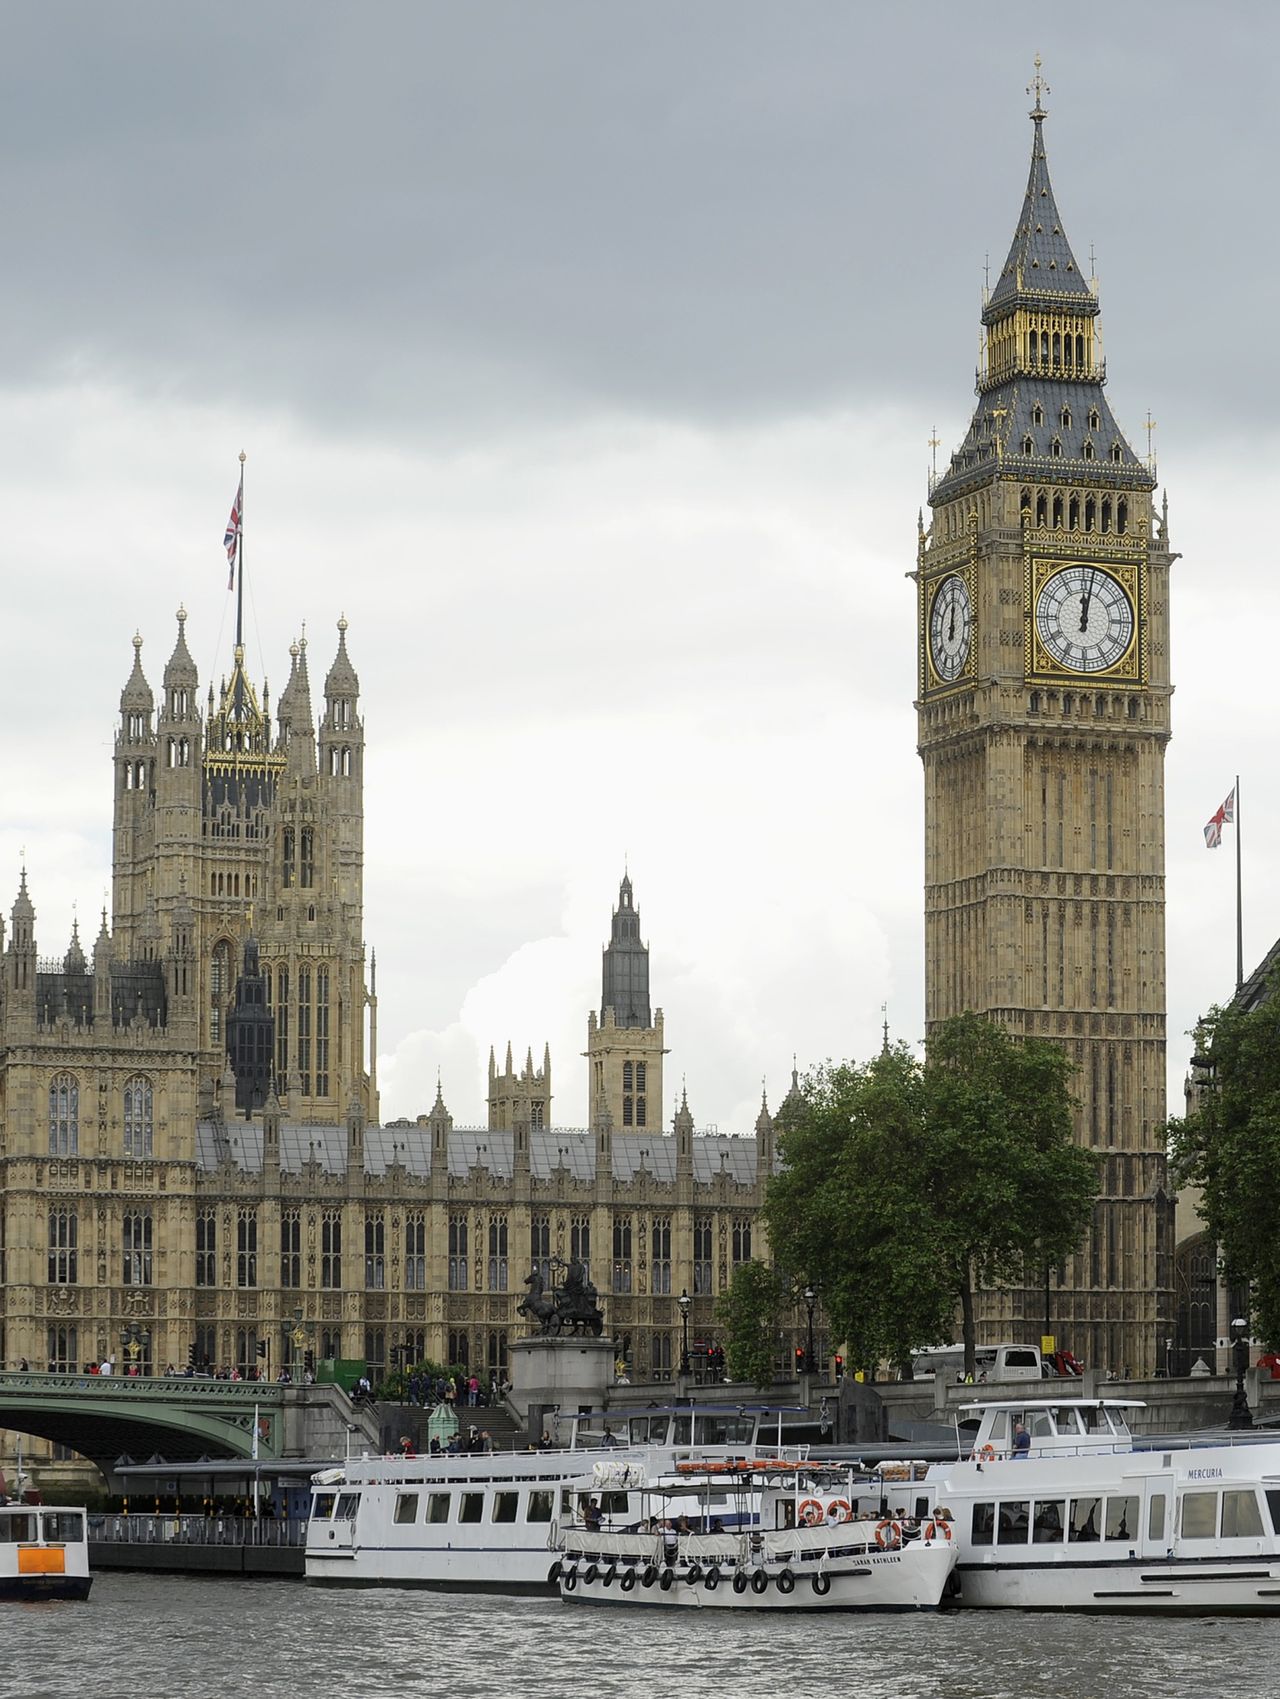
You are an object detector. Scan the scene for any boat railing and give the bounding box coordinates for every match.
[88,1513,309,1548]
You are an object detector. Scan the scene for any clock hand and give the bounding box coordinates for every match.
[947,601,956,642]
[1079,568,1097,633]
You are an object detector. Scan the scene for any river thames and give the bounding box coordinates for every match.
[2,1574,1250,1699]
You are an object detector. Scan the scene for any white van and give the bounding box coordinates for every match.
[909,1342,1044,1382]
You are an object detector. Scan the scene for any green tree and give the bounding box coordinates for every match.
[765,1013,1098,1379]
[716,1260,791,1386]
[1167,976,1280,1343]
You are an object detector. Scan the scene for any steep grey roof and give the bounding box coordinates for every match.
[986,114,1094,317]
[194,1121,766,1185]
[932,379,1149,503]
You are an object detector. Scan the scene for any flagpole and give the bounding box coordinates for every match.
[235,450,246,654]
[1236,773,1243,992]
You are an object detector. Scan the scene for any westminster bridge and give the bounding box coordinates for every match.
[0,1371,380,1484]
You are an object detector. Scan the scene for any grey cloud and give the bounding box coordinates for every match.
[2,3,1269,443]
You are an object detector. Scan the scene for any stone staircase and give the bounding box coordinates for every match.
[377,1400,528,1454]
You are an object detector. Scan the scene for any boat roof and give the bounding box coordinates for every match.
[959,1398,1146,1413]
[582,1404,808,1418]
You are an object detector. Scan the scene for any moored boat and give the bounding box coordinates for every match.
[916,1398,1280,1614]
[551,1458,957,1612]
[305,1403,796,1592]
[0,1503,92,1601]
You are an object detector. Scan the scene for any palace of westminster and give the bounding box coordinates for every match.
[2,85,1221,1477]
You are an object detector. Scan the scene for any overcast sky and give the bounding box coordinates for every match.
[3,2,1276,1133]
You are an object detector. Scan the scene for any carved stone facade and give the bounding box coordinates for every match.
[0,620,791,1484]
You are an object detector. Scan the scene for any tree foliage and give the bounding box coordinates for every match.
[1167,976,1280,1343]
[716,1260,792,1387]
[764,1014,1098,1377]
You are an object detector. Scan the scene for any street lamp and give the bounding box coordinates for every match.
[803,1285,817,1375]
[1228,1316,1253,1430]
[120,1321,151,1376]
[677,1289,691,1376]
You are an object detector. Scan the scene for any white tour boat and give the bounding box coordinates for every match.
[911,1397,1280,1614]
[0,1503,92,1601]
[551,1457,957,1612]
[305,1405,796,1591]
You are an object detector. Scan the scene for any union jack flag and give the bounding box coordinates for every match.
[224,475,242,588]
[1204,786,1236,849]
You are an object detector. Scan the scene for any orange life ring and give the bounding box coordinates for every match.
[875,1519,901,1549]
[827,1498,852,1523]
[933,1518,953,1541]
[975,1444,996,1462]
[798,1498,824,1527]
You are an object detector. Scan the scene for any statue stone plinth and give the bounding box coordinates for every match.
[508,1333,615,1427]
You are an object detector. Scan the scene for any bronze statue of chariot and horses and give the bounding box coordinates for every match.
[518,1256,605,1337]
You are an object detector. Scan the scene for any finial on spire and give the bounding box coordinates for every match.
[1144,410,1158,476]
[1027,53,1049,120]
[239,449,246,465]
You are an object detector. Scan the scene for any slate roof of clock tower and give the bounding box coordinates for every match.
[930,101,1154,508]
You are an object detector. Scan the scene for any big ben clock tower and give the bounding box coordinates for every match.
[917,67,1175,1373]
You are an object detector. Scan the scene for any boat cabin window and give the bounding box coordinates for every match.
[985,1413,1011,1447]
[1105,1410,1131,1439]
[1032,1500,1064,1543]
[1148,1493,1166,1542]
[1181,1493,1217,1539]
[492,1492,519,1524]
[459,1493,484,1524]
[1265,1490,1280,1534]
[971,1503,995,1546]
[393,1492,419,1525]
[629,1416,670,1445]
[1028,1413,1054,1440]
[1104,1496,1137,1541]
[312,1492,337,1521]
[1049,1408,1082,1434]
[997,1501,1029,1544]
[426,1493,450,1525]
[0,1514,35,1542]
[334,1493,361,1522]
[527,1491,554,1523]
[42,1511,83,1543]
[1068,1497,1101,1541]
[1223,1490,1265,1538]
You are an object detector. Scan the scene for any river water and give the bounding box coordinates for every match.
[4,1574,1248,1699]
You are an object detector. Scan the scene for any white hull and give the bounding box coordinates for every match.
[558,1545,955,1612]
[955,1552,1280,1614]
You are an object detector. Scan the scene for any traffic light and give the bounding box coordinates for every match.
[304,1349,315,1374]
[256,1340,267,1359]
[834,1354,845,1382]
[187,1343,196,1370]
[795,1346,805,1371]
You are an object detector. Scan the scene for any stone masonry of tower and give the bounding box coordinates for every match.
[916,92,1175,1374]
[0,618,802,1487]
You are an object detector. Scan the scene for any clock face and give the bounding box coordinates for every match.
[1034,564,1134,674]
[928,574,972,681]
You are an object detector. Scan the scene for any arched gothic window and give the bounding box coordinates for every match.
[49,1074,79,1156]
[123,1076,153,1158]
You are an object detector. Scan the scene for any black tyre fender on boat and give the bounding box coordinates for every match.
[641,1564,658,1588]
[563,1567,578,1592]
[620,1566,637,1592]
[601,1565,617,1587]
[776,1569,795,1595]
[751,1569,769,1595]
[704,1566,720,1591]
[582,1564,598,1586]
[547,1561,562,1586]
[685,1562,702,1584]
[732,1570,749,1595]
[811,1573,831,1597]
[659,1568,675,1592]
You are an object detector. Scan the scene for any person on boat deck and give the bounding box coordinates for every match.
[1012,1423,1031,1459]
[583,1498,603,1532]
[539,1430,554,1450]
